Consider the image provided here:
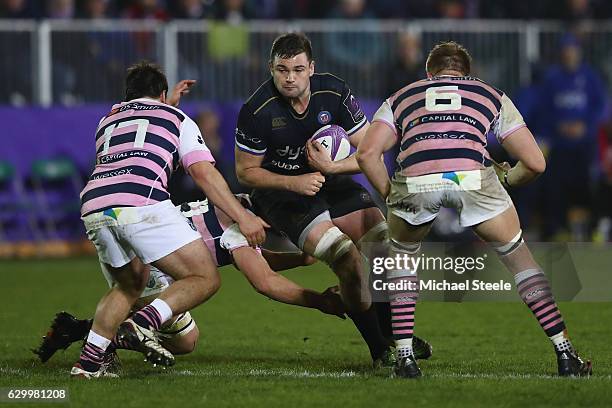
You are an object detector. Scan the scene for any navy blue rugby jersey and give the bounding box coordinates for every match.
[235,73,367,175]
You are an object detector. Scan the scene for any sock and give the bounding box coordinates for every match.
[388,271,418,358]
[79,330,111,372]
[347,305,390,360]
[131,298,173,331]
[514,269,566,340]
[396,338,413,358]
[550,330,574,354]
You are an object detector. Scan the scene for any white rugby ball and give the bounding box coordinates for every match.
[310,125,351,161]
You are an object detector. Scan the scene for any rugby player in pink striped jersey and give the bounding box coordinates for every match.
[72,62,268,378]
[357,41,591,378]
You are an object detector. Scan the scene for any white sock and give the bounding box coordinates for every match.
[396,338,413,358]
[150,298,173,325]
[86,330,111,351]
[550,331,573,353]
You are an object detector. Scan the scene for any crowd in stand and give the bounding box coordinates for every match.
[1,0,612,21]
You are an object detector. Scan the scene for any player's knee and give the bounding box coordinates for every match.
[167,325,200,355]
[301,253,317,266]
[115,280,145,301]
[207,271,222,295]
[313,227,354,266]
[177,325,199,355]
[390,238,421,255]
[357,221,389,248]
[492,229,524,257]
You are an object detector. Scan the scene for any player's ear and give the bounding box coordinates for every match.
[268,60,274,76]
[160,90,167,103]
[309,60,315,77]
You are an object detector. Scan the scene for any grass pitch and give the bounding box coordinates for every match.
[0,258,611,407]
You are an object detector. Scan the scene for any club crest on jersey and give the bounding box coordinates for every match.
[317,111,331,125]
[272,117,288,129]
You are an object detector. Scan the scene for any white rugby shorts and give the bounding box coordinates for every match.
[83,200,201,268]
[387,167,512,227]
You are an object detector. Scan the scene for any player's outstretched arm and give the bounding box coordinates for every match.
[232,246,346,318]
[166,79,196,107]
[188,161,268,247]
[356,121,397,198]
[236,147,325,196]
[498,127,546,187]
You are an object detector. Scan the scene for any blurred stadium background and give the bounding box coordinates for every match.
[1,0,612,258]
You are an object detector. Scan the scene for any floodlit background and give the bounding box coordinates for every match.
[0,1,610,253]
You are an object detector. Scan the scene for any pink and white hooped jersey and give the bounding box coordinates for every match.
[373,76,526,177]
[80,98,215,216]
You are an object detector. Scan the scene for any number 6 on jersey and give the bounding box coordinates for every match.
[425,86,462,112]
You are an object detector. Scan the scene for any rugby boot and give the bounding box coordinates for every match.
[557,349,592,377]
[33,311,92,362]
[116,319,175,367]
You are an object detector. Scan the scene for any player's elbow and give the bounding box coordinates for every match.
[235,165,255,188]
[235,167,249,186]
[527,155,546,175]
[355,148,375,167]
[250,273,273,296]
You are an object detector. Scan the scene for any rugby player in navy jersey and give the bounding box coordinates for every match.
[234,33,431,367]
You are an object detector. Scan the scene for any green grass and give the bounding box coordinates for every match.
[1,258,611,407]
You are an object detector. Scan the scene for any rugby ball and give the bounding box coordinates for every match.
[310,125,351,161]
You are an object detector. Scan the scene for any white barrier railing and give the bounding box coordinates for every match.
[0,19,609,105]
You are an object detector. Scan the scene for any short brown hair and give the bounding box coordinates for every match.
[425,41,472,76]
[125,61,168,101]
[270,33,313,62]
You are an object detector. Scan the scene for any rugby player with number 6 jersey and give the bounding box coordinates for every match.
[357,41,591,378]
[73,62,268,378]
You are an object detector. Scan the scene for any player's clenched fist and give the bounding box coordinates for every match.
[237,213,269,247]
[289,172,325,196]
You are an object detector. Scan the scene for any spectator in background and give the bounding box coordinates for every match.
[46,0,78,104]
[593,116,612,241]
[324,0,384,80]
[383,32,423,97]
[122,0,168,20]
[79,0,113,19]
[123,0,167,61]
[45,0,74,18]
[0,0,35,104]
[539,33,607,241]
[77,0,134,101]
[558,0,594,20]
[437,0,466,18]
[0,0,35,18]
[170,0,211,19]
[212,0,254,21]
